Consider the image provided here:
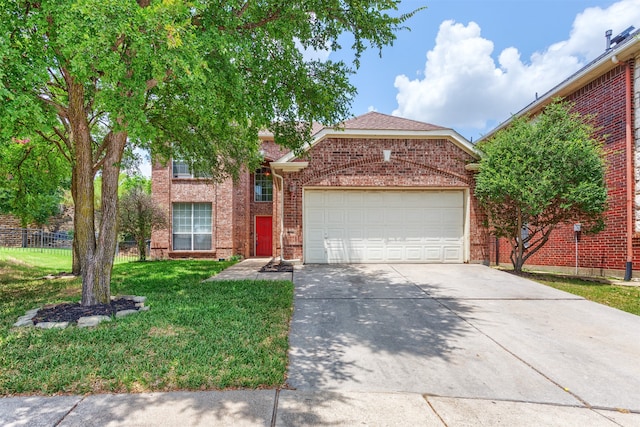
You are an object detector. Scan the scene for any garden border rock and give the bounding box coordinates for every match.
[12,295,148,329]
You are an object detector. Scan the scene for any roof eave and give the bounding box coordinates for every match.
[270,161,309,172]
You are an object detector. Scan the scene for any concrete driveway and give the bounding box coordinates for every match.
[287,264,640,415]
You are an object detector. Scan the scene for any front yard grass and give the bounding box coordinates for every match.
[524,272,640,316]
[0,253,293,395]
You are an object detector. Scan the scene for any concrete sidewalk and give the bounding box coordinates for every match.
[3,260,640,426]
[3,389,636,426]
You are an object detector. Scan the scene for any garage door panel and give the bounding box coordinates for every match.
[424,247,444,262]
[405,246,424,261]
[365,247,385,261]
[327,209,345,224]
[444,247,463,262]
[385,246,404,262]
[347,208,364,224]
[405,209,425,223]
[306,210,324,225]
[365,209,385,224]
[304,190,465,264]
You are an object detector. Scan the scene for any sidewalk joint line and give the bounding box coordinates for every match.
[53,395,85,427]
[423,395,449,426]
[270,388,280,427]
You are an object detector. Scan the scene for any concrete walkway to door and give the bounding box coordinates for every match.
[286,263,640,425]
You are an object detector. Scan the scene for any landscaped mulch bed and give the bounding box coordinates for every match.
[32,298,138,324]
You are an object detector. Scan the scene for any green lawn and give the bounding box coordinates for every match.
[525,272,640,316]
[0,253,293,395]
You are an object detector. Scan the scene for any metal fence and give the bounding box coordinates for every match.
[0,227,145,262]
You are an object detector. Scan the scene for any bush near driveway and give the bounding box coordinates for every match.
[0,256,293,395]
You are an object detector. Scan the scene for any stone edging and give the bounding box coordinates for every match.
[12,295,149,329]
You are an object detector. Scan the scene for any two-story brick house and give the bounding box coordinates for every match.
[485,28,640,278]
[150,112,488,264]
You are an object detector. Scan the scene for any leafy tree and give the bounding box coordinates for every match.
[118,178,166,261]
[0,137,69,228]
[0,1,417,305]
[475,99,607,273]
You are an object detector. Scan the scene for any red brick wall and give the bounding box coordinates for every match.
[150,139,291,259]
[489,62,638,276]
[278,137,488,262]
[150,159,222,258]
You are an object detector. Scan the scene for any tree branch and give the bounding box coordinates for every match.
[234,2,250,18]
[37,93,69,119]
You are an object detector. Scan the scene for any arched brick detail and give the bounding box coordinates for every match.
[301,155,470,187]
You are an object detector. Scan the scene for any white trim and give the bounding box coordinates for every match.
[464,188,471,263]
[269,161,309,172]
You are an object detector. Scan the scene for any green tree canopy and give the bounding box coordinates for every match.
[0,0,418,305]
[0,137,69,227]
[475,99,607,273]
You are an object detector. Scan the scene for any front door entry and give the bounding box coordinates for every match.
[255,216,273,256]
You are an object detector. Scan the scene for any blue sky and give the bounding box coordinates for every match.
[327,0,640,142]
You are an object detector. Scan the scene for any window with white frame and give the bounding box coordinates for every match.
[172,203,212,250]
[254,167,273,202]
[172,160,210,178]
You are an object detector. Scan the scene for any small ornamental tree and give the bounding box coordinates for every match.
[475,99,607,273]
[118,179,166,261]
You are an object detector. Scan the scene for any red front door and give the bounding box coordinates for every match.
[255,216,273,256]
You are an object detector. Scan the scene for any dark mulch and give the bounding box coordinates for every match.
[32,298,138,324]
[260,260,294,273]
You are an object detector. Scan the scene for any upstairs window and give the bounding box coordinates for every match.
[172,161,191,178]
[172,160,210,179]
[254,167,273,202]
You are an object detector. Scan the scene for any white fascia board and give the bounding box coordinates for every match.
[270,161,309,172]
[274,128,479,163]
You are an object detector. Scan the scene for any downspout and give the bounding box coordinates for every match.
[624,60,634,280]
[271,168,296,263]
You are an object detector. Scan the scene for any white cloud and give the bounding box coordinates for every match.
[367,105,377,112]
[393,0,640,136]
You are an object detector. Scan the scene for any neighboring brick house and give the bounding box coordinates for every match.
[483,28,640,278]
[151,112,489,264]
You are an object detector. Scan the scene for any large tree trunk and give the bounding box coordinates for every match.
[91,130,127,301]
[66,76,127,305]
[67,79,100,305]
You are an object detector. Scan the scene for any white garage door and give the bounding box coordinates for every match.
[304,189,465,263]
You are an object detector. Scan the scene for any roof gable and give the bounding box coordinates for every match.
[274,112,478,165]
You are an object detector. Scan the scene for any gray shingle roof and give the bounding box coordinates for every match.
[338,111,446,132]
